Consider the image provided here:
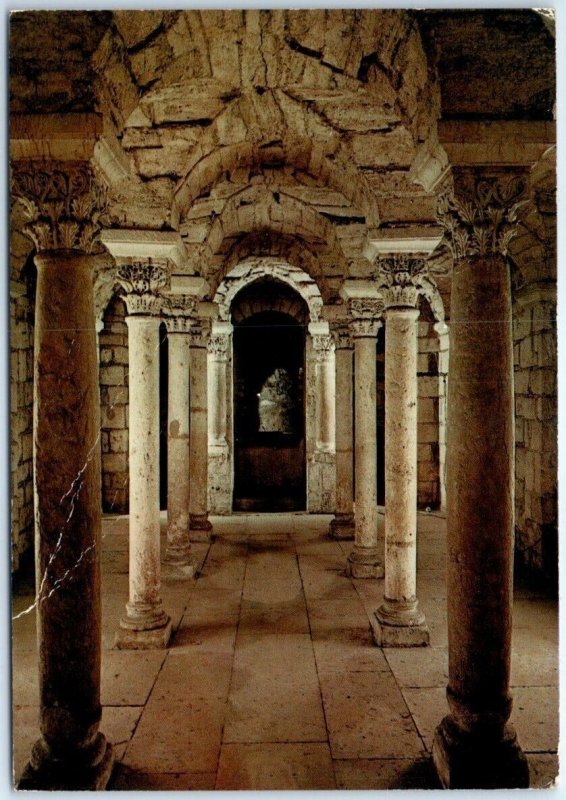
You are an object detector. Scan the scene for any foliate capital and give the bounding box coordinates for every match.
[116,262,168,316]
[311,334,334,362]
[437,169,529,261]
[331,322,352,350]
[348,298,384,338]
[374,254,427,308]
[208,333,231,358]
[189,319,211,348]
[164,294,199,333]
[11,160,108,254]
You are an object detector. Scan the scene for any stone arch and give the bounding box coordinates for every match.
[213,258,324,323]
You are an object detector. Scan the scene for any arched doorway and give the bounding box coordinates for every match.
[232,279,308,511]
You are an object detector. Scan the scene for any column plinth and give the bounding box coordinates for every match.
[164,306,197,580]
[346,307,384,579]
[114,265,171,649]
[190,322,213,541]
[431,170,530,788]
[329,323,354,539]
[18,250,113,789]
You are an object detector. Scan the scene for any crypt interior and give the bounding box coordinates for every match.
[9,9,558,791]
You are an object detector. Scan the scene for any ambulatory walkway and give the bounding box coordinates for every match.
[12,513,558,789]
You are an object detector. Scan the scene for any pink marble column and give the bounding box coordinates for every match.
[114,262,172,649]
[346,298,384,579]
[12,159,113,789]
[329,322,355,539]
[432,169,530,788]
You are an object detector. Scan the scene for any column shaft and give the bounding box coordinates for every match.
[372,307,429,646]
[19,253,113,789]
[347,331,383,578]
[330,342,354,538]
[116,315,171,648]
[165,331,194,576]
[190,333,213,539]
[432,253,528,787]
[315,352,335,452]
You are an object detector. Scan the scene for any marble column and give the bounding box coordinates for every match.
[189,319,213,541]
[208,322,233,514]
[347,299,384,579]
[312,333,335,453]
[115,263,172,649]
[329,322,355,539]
[371,256,429,647]
[432,169,530,788]
[12,159,114,789]
[163,295,198,579]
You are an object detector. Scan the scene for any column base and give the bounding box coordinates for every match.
[371,612,430,648]
[346,547,384,579]
[162,560,197,581]
[115,604,172,649]
[189,514,213,542]
[432,715,529,789]
[18,733,114,791]
[329,514,355,540]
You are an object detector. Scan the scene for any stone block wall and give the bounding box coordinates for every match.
[99,295,129,513]
[416,319,444,510]
[10,227,35,572]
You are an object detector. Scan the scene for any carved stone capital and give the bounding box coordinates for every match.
[11,160,108,254]
[208,333,231,358]
[437,169,529,261]
[350,317,382,338]
[311,334,334,362]
[116,262,168,316]
[164,294,199,333]
[331,322,353,350]
[374,254,427,308]
[348,298,384,337]
[189,319,211,348]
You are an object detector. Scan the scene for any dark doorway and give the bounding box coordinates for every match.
[232,285,307,511]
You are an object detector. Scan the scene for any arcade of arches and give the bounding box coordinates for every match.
[9,9,557,791]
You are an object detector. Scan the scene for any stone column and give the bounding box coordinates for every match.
[163,295,199,579]
[189,319,213,540]
[329,322,355,539]
[11,157,114,789]
[311,332,335,452]
[371,256,430,647]
[432,169,530,788]
[208,322,233,514]
[114,262,172,649]
[346,298,384,579]
[306,322,336,513]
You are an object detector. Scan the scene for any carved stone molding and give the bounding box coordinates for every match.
[116,262,168,316]
[331,322,352,350]
[11,160,108,254]
[437,169,529,261]
[374,254,427,308]
[207,333,231,358]
[350,317,382,338]
[189,320,211,348]
[311,334,334,362]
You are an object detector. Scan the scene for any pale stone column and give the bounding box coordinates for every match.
[163,295,198,579]
[432,169,530,788]
[114,262,172,649]
[12,156,114,789]
[189,319,213,540]
[345,297,384,579]
[329,322,355,539]
[208,321,233,514]
[371,256,430,647]
[306,321,336,513]
[311,332,335,453]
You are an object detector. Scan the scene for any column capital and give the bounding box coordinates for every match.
[331,321,353,350]
[348,297,384,338]
[207,332,231,358]
[374,254,428,309]
[164,294,199,333]
[311,333,334,362]
[11,160,109,254]
[437,168,530,262]
[189,318,211,348]
[116,262,169,316]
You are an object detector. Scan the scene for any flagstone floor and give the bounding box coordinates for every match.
[12,512,559,790]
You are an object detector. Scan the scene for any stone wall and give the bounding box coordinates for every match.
[416,318,444,510]
[99,295,129,513]
[10,221,35,572]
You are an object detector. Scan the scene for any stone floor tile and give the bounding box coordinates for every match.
[512,686,559,753]
[526,753,559,788]
[109,765,217,790]
[385,646,448,688]
[239,597,310,635]
[101,705,143,752]
[12,706,38,784]
[401,687,449,751]
[312,628,390,674]
[12,651,38,706]
[334,757,439,789]
[224,633,326,743]
[320,670,426,759]
[101,651,167,705]
[511,648,558,687]
[216,743,336,789]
